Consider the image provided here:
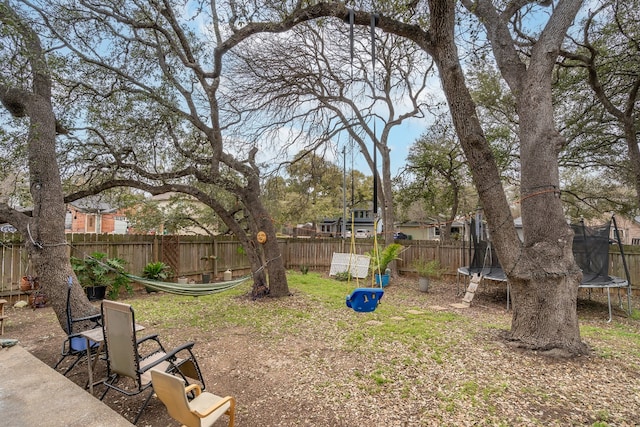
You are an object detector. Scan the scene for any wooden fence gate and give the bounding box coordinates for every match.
[161,235,180,277]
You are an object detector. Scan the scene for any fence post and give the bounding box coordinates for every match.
[153,236,158,262]
[213,239,218,279]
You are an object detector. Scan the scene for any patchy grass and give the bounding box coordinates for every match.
[11,270,640,427]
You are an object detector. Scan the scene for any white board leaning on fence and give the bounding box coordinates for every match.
[329,253,371,279]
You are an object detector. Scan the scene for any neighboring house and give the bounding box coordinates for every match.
[347,208,376,235]
[317,208,376,238]
[317,218,343,237]
[66,197,128,234]
[604,215,640,245]
[394,219,465,241]
[316,209,470,241]
[147,192,217,236]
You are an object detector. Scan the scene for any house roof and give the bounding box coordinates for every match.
[69,196,117,214]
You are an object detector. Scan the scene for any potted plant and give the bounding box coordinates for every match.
[367,243,403,287]
[71,252,132,300]
[413,259,444,292]
[141,261,173,293]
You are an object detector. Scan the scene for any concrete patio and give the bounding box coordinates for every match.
[0,344,133,427]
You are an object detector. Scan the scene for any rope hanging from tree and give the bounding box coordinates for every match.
[343,11,384,313]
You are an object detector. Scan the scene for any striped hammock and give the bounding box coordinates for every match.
[126,274,251,297]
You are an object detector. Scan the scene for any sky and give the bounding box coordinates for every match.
[335,116,429,177]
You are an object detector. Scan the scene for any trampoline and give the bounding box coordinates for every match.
[572,218,632,322]
[456,218,510,309]
[457,216,632,321]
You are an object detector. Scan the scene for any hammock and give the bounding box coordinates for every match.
[126,274,251,297]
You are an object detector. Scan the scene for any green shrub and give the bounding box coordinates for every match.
[71,252,132,300]
[367,243,403,274]
[142,261,173,280]
[334,271,352,281]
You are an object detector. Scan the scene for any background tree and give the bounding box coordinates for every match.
[126,193,226,236]
[27,0,299,297]
[230,18,435,247]
[558,0,640,211]
[396,115,473,241]
[284,152,345,224]
[263,154,372,233]
[466,62,521,186]
[559,169,636,220]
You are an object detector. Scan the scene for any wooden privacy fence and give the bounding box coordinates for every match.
[1,234,638,296]
[0,234,248,296]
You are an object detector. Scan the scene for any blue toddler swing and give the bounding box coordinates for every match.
[345,214,384,312]
[345,232,384,312]
[346,287,384,312]
[343,9,384,314]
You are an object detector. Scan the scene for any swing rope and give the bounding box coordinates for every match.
[344,9,384,312]
[369,12,382,289]
[344,8,365,290]
[370,217,383,288]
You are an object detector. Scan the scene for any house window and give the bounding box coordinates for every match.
[632,238,640,245]
[64,211,72,230]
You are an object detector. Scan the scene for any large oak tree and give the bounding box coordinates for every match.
[264,0,587,354]
[0,1,98,329]
[230,19,434,247]
[27,0,295,297]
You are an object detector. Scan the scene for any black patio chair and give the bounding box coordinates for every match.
[53,276,102,376]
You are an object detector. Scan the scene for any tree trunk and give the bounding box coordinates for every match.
[380,143,400,276]
[509,272,585,353]
[623,119,640,207]
[427,0,587,355]
[0,4,98,335]
[241,178,290,298]
[506,81,587,354]
[258,218,289,297]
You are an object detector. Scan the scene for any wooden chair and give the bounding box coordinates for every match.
[0,299,7,335]
[151,370,235,427]
[100,300,206,424]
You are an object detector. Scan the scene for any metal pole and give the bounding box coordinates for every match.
[611,214,632,315]
[342,146,347,239]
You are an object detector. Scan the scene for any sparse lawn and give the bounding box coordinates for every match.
[7,271,640,426]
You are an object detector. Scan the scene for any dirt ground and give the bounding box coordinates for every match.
[3,276,640,426]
